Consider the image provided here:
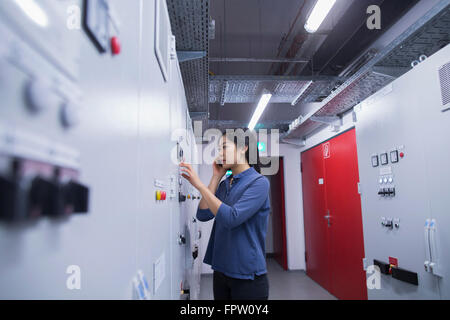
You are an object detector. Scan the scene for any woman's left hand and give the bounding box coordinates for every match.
[180,162,204,190]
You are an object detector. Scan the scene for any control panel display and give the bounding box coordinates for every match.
[390,150,399,163]
[380,153,388,165]
[371,155,379,167]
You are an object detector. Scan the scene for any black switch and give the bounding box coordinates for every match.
[29,177,90,218]
[64,181,90,214]
[390,188,396,197]
[0,176,18,222]
[192,247,199,260]
[383,188,396,197]
[49,180,68,218]
[2,169,48,222]
[179,192,186,202]
[28,176,56,218]
[378,189,386,197]
[373,259,391,275]
[30,176,78,218]
[2,161,90,221]
[181,288,190,295]
[391,267,418,286]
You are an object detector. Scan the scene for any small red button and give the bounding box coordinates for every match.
[111,36,121,55]
[161,191,166,200]
[399,152,405,158]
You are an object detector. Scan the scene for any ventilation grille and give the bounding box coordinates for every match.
[439,62,450,110]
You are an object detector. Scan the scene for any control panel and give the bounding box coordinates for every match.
[0,124,90,223]
[370,146,405,199]
[356,36,450,300]
[0,0,203,300]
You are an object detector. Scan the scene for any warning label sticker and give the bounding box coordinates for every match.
[323,142,330,159]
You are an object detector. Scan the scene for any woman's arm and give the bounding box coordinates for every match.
[198,175,222,210]
[181,163,271,226]
[215,176,270,229]
[197,182,222,215]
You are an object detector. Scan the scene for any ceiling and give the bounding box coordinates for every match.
[167,0,450,136]
[208,0,355,132]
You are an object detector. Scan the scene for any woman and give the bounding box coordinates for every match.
[179,130,271,300]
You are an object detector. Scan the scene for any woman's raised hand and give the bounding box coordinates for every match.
[212,157,227,179]
[179,162,204,190]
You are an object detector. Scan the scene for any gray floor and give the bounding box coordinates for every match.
[199,258,337,300]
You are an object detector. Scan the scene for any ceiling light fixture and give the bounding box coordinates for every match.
[304,0,336,33]
[248,91,272,131]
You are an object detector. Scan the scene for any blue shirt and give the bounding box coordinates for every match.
[196,166,271,280]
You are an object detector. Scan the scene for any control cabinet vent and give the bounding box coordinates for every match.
[439,62,450,111]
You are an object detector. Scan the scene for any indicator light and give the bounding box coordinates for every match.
[111,36,121,55]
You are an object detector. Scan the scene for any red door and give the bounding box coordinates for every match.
[302,129,367,300]
[269,157,288,270]
[325,129,367,300]
[301,144,332,293]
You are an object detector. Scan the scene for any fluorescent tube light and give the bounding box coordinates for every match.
[304,0,336,33]
[14,0,49,27]
[248,92,272,131]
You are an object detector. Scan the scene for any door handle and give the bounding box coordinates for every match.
[429,219,443,277]
[324,210,331,227]
[424,219,432,273]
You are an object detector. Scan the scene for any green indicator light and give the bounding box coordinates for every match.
[257,142,266,152]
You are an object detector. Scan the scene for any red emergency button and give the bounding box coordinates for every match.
[111,36,121,55]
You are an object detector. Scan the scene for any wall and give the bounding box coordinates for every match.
[0,0,201,299]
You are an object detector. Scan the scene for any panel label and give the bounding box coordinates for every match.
[389,257,399,274]
[380,166,392,175]
[323,142,330,159]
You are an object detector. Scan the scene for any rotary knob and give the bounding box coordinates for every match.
[178,234,186,245]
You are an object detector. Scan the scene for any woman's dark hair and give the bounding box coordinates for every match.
[221,129,261,174]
